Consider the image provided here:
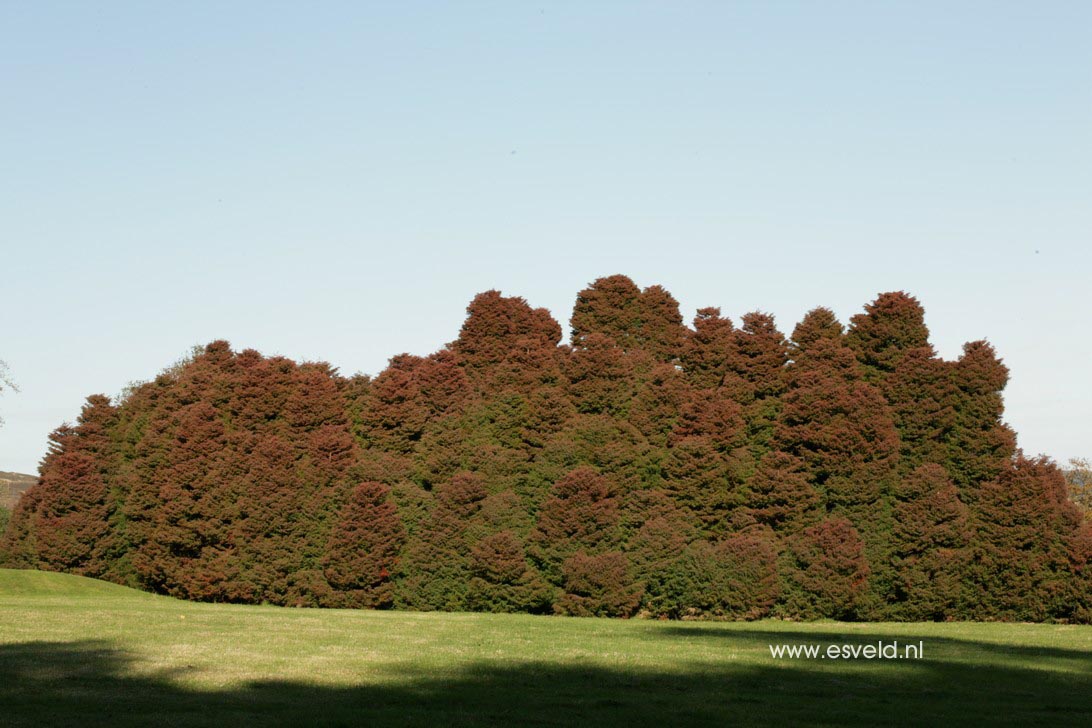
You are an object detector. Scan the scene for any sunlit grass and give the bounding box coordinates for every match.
[1,569,1090,726]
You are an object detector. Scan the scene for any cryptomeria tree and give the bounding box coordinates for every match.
[5,276,1086,623]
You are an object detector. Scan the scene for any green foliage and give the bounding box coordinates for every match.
[649,530,779,619]
[467,530,553,613]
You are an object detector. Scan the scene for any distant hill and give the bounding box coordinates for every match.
[1,471,36,510]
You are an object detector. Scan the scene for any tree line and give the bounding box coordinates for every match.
[3,275,1089,621]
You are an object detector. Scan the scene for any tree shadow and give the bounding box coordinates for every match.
[655,624,1092,665]
[1,637,1089,727]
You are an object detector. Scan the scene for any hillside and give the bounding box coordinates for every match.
[0,568,154,599]
[0,472,35,511]
[1,569,1090,727]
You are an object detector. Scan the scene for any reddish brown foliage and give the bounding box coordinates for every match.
[4,278,1084,623]
[323,481,404,608]
[570,275,687,361]
[3,395,118,576]
[776,337,900,512]
[846,291,931,376]
[556,551,642,617]
[528,466,621,581]
[780,517,871,620]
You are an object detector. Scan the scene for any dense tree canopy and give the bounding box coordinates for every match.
[3,276,1087,622]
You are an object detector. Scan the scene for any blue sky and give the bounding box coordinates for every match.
[2,2,1089,474]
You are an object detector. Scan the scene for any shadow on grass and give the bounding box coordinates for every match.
[656,624,1092,667]
[1,636,1089,727]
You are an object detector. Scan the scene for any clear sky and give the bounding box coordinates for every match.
[2,2,1089,475]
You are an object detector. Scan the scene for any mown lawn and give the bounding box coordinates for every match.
[1,568,1089,726]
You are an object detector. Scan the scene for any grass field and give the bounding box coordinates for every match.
[1,569,1090,726]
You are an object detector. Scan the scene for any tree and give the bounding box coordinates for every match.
[395,472,488,611]
[888,464,970,620]
[728,312,790,458]
[1066,458,1092,518]
[775,337,899,514]
[744,450,820,533]
[466,529,553,613]
[846,291,931,379]
[967,455,1084,621]
[323,481,405,608]
[121,342,360,606]
[571,274,644,349]
[555,551,642,617]
[790,307,844,356]
[4,395,118,576]
[626,495,698,611]
[652,529,779,619]
[7,277,1090,624]
[564,333,650,417]
[947,341,1017,499]
[681,307,735,389]
[538,414,652,494]
[731,312,790,402]
[454,290,562,391]
[570,275,687,361]
[661,392,750,536]
[779,517,871,620]
[528,467,620,571]
[883,347,959,473]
